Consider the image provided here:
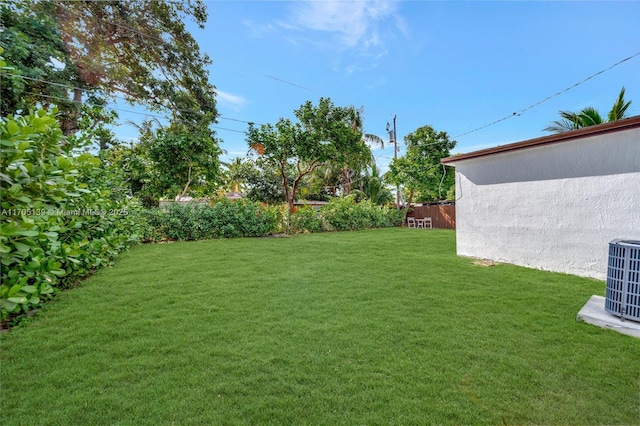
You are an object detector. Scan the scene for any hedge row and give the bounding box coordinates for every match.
[0,110,144,320]
[144,196,405,242]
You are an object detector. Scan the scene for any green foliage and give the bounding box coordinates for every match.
[143,197,404,240]
[105,144,157,207]
[247,98,363,213]
[289,205,323,234]
[106,121,221,203]
[0,0,76,120]
[361,164,393,205]
[260,204,286,234]
[386,125,456,203]
[144,199,276,241]
[0,1,119,141]
[207,199,274,239]
[544,86,632,133]
[143,122,221,199]
[55,0,216,130]
[235,157,287,204]
[320,196,404,231]
[0,109,142,319]
[2,0,216,131]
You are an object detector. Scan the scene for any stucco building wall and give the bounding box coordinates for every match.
[450,126,639,279]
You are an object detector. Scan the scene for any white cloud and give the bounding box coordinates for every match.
[286,0,402,51]
[216,90,248,111]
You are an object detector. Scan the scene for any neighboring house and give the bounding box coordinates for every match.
[442,116,640,280]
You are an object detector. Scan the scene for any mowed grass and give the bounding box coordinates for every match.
[1,228,639,425]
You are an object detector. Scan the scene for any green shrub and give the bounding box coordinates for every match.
[289,205,323,234]
[0,110,143,319]
[320,196,405,231]
[261,204,286,235]
[144,198,276,241]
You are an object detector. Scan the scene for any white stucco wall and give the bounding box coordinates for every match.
[452,127,640,280]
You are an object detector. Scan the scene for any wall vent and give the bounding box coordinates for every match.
[605,240,640,322]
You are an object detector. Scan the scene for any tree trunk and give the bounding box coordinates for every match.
[60,88,83,136]
[405,188,415,221]
[280,162,293,214]
[180,163,193,198]
[342,167,352,195]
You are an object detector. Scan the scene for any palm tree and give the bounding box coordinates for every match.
[545,87,632,133]
[338,106,384,195]
[349,106,385,149]
[362,163,393,205]
[220,157,246,194]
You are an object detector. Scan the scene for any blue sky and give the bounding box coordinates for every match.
[116,1,640,172]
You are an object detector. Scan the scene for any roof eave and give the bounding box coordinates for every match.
[442,115,640,165]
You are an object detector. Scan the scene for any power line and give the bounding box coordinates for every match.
[9,74,260,127]
[10,74,87,92]
[21,90,246,134]
[453,51,640,138]
[258,71,312,91]
[218,115,261,125]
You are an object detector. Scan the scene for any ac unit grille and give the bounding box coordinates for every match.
[605,240,640,322]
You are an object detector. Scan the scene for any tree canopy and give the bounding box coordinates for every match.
[1,0,217,137]
[247,98,363,213]
[386,125,456,205]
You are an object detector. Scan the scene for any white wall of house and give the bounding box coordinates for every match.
[451,127,640,280]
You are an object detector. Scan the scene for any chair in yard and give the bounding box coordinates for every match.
[407,217,416,228]
[416,217,433,229]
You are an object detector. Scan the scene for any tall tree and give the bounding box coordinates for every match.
[362,164,393,205]
[220,157,248,194]
[386,125,456,206]
[338,106,383,195]
[315,106,382,197]
[247,98,363,213]
[1,0,88,131]
[140,120,221,199]
[544,87,632,133]
[1,0,217,137]
[237,157,288,204]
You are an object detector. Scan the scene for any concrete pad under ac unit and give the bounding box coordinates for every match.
[577,295,640,338]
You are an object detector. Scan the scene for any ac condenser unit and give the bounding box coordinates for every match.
[605,240,640,322]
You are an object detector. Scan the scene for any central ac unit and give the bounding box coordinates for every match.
[605,239,640,322]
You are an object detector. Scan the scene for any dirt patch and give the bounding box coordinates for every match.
[471,259,496,267]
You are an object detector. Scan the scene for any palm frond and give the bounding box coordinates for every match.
[608,86,632,122]
[544,111,582,133]
[363,133,384,148]
[579,107,604,127]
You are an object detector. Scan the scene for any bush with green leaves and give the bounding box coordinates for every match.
[262,204,286,235]
[289,205,323,234]
[320,196,405,231]
[1,109,143,319]
[144,198,277,241]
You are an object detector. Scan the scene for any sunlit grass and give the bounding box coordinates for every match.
[2,229,638,425]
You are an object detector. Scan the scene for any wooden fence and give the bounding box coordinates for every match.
[406,204,456,229]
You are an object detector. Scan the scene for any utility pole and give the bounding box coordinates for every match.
[387,115,399,209]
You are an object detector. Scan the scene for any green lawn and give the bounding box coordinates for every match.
[1,228,639,425]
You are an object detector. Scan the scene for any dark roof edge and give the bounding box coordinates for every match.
[441,115,640,164]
